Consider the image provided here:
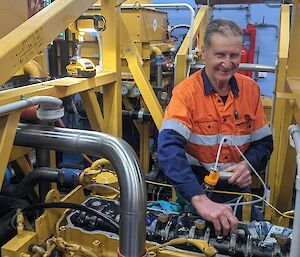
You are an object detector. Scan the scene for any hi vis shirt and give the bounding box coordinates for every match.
[160,69,272,172]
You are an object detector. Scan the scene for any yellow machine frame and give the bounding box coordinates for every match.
[0,0,299,235]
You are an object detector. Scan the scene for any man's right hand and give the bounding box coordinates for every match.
[191,194,238,236]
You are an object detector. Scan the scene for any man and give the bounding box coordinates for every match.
[157,19,273,236]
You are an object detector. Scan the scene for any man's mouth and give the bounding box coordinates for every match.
[218,69,231,74]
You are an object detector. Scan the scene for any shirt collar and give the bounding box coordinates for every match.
[201,68,239,97]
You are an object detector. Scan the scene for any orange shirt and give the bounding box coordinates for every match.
[160,69,272,171]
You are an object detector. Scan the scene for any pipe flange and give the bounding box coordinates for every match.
[138,108,145,121]
[36,106,64,121]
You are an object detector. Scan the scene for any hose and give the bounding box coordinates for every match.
[148,238,217,257]
[1,167,61,198]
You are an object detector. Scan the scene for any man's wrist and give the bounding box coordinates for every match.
[191,194,208,205]
[240,160,250,170]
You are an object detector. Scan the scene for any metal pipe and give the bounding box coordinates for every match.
[212,5,249,10]
[122,110,152,122]
[170,24,190,32]
[195,0,263,4]
[122,3,195,56]
[92,3,195,56]
[192,62,276,72]
[0,96,62,117]
[14,123,147,257]
[254,22,279,38]
[1,167,61,197]
[157,58,163,90]
[288,124,300,257]
[36,148,51,201]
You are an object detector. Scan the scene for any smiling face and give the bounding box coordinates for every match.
[202,33,243,89]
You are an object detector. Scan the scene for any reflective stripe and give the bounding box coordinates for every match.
[252,124,273,142]
[189,133,251,146]
[186,153,237,171]
[160,119,191,141]
[190,134,218,146]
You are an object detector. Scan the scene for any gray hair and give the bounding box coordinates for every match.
[204,19,243,47]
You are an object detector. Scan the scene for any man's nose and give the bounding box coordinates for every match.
[222,57,232,68]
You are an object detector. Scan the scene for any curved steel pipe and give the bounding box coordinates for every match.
[288,124,300,257]
[0,96,63,117]
[14,123,147,257]
[121,3,195,56]
[93,3,195,56]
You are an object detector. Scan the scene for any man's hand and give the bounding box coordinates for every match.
[223,161,252,188]
[191,194,238,236]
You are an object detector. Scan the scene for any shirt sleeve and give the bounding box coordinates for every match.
[244,135,273,172]
[244,82,273,171]
[157,129,205,201]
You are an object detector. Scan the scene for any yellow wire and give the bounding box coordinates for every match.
[146,180,173,188]
[206,189,294,219]
[145,181,294,220]
[283,210,294,216]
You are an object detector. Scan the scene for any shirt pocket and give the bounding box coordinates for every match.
[234,113,256,134]
[193,116,219,135]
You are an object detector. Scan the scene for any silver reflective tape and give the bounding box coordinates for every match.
[160,119,191,141]
[252,124,272,142]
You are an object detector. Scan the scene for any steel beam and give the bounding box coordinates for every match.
[102,0,122,137]
[0,112,21,188]
[0,71,116,106]
[275,0,300,216]
[0,0,97,86]
[80,90,106,133]
[175,6,209,84]
[266,5,291,221]
[120,18,163,129]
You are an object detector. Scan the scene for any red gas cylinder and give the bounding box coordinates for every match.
[238,47,249,76]
[240,47,249,63]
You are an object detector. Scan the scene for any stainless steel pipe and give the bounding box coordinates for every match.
[93,3,195,56]
[288,124,300,257]
[0,96,63,117]
[192,62,276,73]
[14,123,147,257]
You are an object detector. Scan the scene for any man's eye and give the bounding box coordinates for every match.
[216,53,224,58]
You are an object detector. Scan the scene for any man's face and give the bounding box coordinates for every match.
[202,33,242,87]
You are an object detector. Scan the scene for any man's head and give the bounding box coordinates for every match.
[202,19,243,88]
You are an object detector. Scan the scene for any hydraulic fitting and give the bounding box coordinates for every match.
[204,168,220,187]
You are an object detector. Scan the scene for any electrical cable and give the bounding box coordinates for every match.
[95,30,103,71]
[211,137,267,208]
[146,141,289,220]
[223,196,242,204]
[55,209,71,237]
[12,202,119,229]
[206,189,294,219]
[146,180,173,188]
[278,210,294,225]
[214,137,227,171]
[227,145,267,207]
[186,64,191,78]
[233,195,244,216]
